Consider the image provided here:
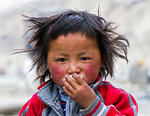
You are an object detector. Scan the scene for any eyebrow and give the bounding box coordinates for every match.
[55,52,92,57]
[77,52,94,57]
[77,52,88,56]
[57,53,69,57]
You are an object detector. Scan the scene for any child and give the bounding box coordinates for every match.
[19,9,138,116]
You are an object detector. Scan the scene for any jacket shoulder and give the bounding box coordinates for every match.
[98,81,138,114]
[37,80,51,90]
[18,92,47,116]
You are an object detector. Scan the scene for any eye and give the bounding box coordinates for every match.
[56,58,66,62]
[80,57,90,61]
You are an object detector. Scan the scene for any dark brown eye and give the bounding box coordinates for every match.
[56,58,66,62]
[80,57,90,61]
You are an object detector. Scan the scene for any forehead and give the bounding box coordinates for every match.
[49,32,99,51]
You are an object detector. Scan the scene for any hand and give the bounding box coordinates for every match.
[63,74,96,108]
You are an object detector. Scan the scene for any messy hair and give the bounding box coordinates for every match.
[23,9,129,84]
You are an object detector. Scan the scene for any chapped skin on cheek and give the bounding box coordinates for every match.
[82,61,100,84]
[49,64,66,87]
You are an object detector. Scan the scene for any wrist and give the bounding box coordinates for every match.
[82,94,96,109]
[80,96,101,115]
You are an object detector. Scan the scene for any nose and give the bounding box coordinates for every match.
[67,62,80,74]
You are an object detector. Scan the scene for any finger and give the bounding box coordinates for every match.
[63,86,73,98]
[63,78,75,93]
[65,76,79,89]
[72,74,86,85]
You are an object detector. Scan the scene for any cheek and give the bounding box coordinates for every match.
[83,62,100,84]
[48,64,66,87]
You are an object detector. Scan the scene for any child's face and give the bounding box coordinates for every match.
[47,32,102,88]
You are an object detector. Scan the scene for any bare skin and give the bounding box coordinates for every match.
[47,32,102,108]
[63,73,97,108]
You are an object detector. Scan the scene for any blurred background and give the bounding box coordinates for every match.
[0,0,150,115]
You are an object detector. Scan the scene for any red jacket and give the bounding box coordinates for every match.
[19,80,138,116]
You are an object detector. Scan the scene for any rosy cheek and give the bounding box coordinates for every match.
[84,62,99,84]
[49,64,65,87]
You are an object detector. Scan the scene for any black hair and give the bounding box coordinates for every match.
[22,9,129,84]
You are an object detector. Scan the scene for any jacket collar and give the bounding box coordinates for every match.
[37,80,63,115]
[37,76,104,115]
